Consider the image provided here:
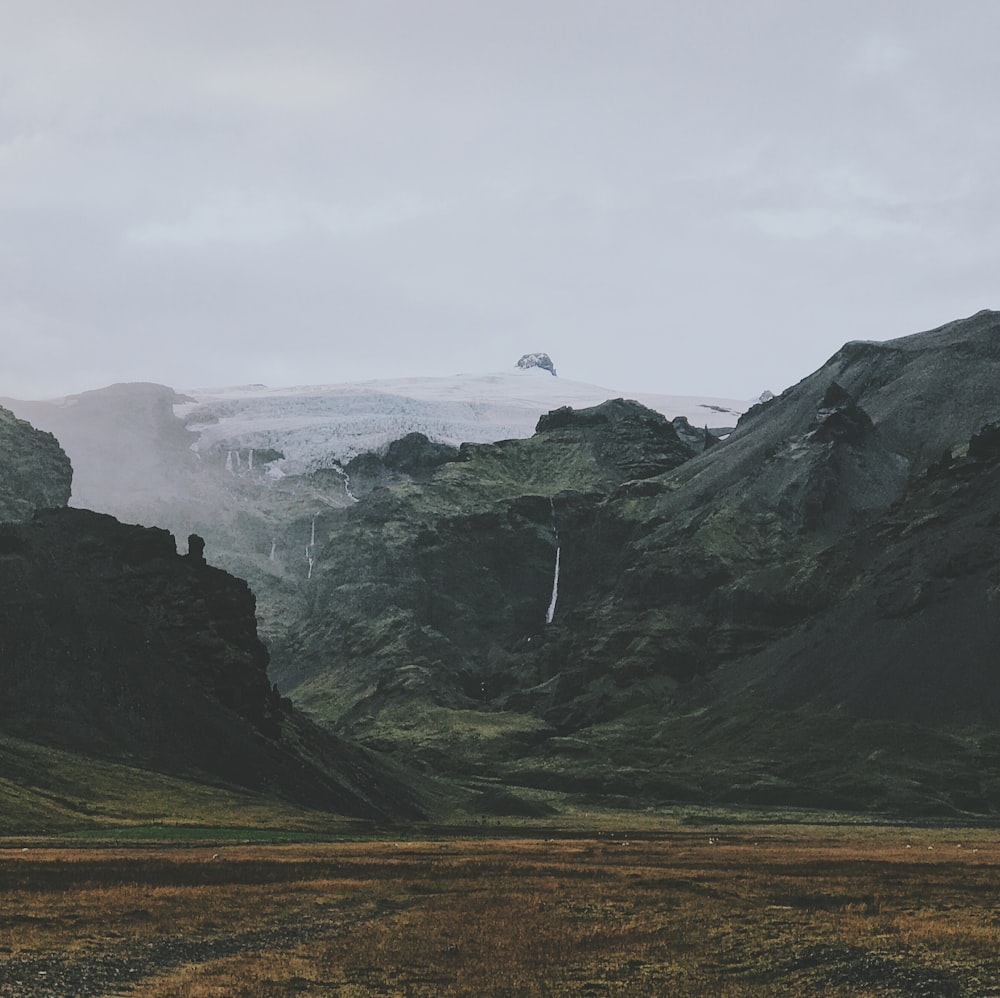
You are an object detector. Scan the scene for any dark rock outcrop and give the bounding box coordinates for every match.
[968,420,1000,461]
[343,433,461,494]
[384,432,461,475]
[534,398,696,482]
[0,507,427,820]
[670,416,719,454]
[807,382,875,445]
[0,405,72,522]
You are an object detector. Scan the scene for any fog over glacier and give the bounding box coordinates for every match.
[2,1,998,401]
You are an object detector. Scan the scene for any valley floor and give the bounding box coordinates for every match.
[1,820,998,996]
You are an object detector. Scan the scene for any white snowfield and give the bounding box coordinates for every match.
[176,369,751,476]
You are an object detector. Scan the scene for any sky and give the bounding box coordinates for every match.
[2,1,998,401]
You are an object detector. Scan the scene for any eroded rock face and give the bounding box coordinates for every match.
[278,398,696,728]
[0,405,72,522]
[0,507,278,750]
[0,507,428,819]
[343,432,461,495]
[534,398,695,481]
[670,416,719,454]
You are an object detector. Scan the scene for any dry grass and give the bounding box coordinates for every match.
[1,823,999,995]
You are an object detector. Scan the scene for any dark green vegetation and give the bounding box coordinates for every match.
[277,310,1000,816]
[4,310,1000,824]
[0,824,998,995]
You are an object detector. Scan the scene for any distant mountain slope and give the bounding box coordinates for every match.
[527,310,1000,705]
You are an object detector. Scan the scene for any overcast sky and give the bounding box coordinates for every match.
[3,1,997,401]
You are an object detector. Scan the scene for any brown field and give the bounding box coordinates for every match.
[0,821,998,996]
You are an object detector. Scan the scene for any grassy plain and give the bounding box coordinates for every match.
[1,817,999,996]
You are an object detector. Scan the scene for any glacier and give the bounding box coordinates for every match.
[175,368,749,477]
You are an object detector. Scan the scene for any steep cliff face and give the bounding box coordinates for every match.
[0,507,427,820]
[534,398,696,482]
[0,405,72,522]
[280,400,695,719]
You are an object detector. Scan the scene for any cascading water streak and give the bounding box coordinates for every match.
[306,515,317,580]
[546,496,560,624]
[336,464,359,502]
[545,547,561,624]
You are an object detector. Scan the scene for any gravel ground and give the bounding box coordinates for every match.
[0,900,382,997]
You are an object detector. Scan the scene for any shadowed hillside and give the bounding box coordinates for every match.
[0,507,430,823]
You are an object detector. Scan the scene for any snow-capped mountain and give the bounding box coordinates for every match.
[176,368,750,476]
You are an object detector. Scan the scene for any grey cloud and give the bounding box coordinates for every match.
[2,1,998,400]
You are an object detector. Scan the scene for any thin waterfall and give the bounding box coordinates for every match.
[545,547,561,624]
[333,464,359,503]
[546,497,561,624]
[306,515,316,580]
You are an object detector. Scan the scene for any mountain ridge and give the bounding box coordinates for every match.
[4,312,1000,818]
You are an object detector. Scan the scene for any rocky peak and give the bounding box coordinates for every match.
[806,382,875,446]
[384,432,461,475]
[342,432,462,495]
[536,398,696,481]
[516,353,557,376]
